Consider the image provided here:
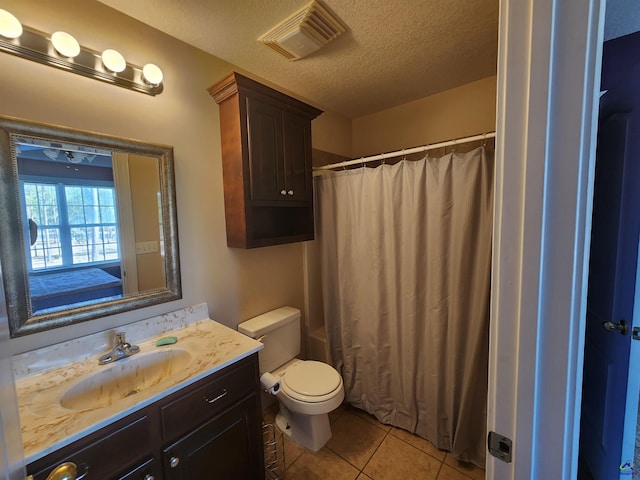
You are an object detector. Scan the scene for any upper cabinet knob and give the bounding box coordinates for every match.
[170,456,180,468]
[288,190,294,196]
[280,190,287,195]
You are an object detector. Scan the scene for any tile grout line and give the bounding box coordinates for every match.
[358,426,391,477]
[284,442,303,472]
[324,417,389,477]
[434,459,445,480]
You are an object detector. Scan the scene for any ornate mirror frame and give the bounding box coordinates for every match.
[0,116,181,337]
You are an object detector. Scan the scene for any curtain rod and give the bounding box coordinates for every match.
[313,131,496,171]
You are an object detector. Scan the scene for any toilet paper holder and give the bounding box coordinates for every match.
[260,372,281,395]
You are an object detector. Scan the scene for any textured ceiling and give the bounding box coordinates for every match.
[97,0,499,118]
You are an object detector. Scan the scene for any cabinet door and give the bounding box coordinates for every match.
[246,96,284,202]
[114,457,160,480]
[163,396,264,480]
[283,111,313,202]
[27,413,156,480]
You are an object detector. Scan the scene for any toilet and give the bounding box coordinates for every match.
[238,306,344,452]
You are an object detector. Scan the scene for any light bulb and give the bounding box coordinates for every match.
[101,49,126,73]
[51,31,80,58]
[0,9,22,39]
[142,63,163,85]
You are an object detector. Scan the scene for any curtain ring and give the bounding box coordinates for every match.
[482,132,488,147]
[360,157,365,169]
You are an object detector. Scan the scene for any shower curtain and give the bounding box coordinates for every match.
[315,147,493,466]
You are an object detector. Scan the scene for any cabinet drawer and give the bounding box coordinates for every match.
[28,413,155,480]
[161,358,257,440]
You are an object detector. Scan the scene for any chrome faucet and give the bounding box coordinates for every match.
[98,332,140,365]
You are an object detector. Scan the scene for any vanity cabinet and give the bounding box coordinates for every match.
[26,354,264,480]
[209,72,323,249]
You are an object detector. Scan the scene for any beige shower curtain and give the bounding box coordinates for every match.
[315,147,493,467]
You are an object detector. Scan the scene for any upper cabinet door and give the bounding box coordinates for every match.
[246,96,284,202]
[283,112,313,202]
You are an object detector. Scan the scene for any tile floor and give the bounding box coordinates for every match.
[263,404,485,480]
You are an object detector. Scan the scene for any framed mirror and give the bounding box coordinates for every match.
[0,116,181,337]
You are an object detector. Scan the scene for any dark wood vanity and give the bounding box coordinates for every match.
[26,354,264,480]
[209,72,322,249]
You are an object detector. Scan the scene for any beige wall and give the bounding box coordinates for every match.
[128,155,165,292]
[352,76,497,157]
[312,110,353,158]
[2,0,318,354]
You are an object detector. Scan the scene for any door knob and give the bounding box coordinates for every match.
[602,319,628,335]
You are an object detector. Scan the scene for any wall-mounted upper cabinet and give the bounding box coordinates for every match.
[209,72,322,249]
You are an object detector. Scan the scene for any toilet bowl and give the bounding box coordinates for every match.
[272,359,344,451]
[238,307,344,452]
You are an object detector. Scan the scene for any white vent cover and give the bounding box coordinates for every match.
[258,0,345,61]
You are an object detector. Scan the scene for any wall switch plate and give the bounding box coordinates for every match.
[135,241,159,254]
[488,431,512,463]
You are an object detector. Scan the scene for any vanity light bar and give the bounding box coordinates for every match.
[0,9,163,96]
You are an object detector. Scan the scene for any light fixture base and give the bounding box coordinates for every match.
[0,26,163,96]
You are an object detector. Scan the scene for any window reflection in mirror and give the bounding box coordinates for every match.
[15,137,167,316]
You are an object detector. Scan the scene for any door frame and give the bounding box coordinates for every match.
[489,0,605,479]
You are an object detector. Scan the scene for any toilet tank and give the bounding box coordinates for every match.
[238,306,300,372]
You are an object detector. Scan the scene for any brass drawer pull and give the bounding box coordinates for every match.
[204,389,228,404]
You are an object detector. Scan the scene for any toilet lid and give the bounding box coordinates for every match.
[282,361,341,397]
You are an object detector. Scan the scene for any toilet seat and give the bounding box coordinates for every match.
[280,361,342,403]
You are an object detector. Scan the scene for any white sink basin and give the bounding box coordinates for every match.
[60,348,191,410]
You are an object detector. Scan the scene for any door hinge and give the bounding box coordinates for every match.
[633,326,640,341]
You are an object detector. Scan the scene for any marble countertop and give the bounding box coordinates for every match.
[15,311,262,464]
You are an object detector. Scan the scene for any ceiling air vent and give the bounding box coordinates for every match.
[258,0,346,61]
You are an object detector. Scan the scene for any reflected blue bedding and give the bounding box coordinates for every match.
[29,267,122,312]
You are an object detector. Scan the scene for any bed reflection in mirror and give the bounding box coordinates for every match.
[15,138,167,315]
